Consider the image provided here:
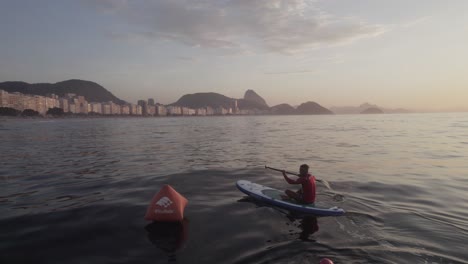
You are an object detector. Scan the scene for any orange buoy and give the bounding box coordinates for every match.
[144,184,188,222]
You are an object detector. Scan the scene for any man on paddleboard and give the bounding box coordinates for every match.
[282,164,316,205]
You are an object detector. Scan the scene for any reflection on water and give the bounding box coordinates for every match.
[1,114,468,263]
[298,217,319,241]
[146,219,189,262]
[239,195,320,241]
[240,193,332,262]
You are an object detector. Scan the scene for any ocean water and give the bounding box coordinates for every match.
[0,113,467,264]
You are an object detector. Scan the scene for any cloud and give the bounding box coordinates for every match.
[401,16,431,28]
[264,69,319,75]
[175,56,197,61]
[86,0,386,54]
[82,0,128,12]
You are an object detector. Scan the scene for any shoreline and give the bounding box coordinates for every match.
[1,111,467,121]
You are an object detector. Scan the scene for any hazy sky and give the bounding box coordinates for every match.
[1,0,467,111]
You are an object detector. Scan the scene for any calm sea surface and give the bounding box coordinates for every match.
[1,114,467,264]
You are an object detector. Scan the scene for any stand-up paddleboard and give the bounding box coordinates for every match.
[236,180,345,216]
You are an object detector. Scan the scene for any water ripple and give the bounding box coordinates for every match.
[1,114,467,263]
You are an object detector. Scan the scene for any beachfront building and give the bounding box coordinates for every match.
[233,100,239,114]
[155,105,167,116]
[23,96,36,112]
[100,101,116,115]
[0,90,248,117]
[45,96,60,112]
[89,102,103,114]
[136,105,143,115]
[102,102,112,115]
[11,95,24,110]
[167,106,182,116]
[206,106,214,116]
[129,104,138,115]
[0,89,139,116]
[111,102,121,115]
[0,90,8,107]
[138,100,149,115]
[59,98,69,112]
[121,105,130,115]
[214,107,229,115]
[147,105,156,116]
[196,108,206,116]
[7,92,23,110]
[0,90,59,115]
[0,90,6,104]
[182,107,195,116]
[64,94,88,114]
[34,95,47,114]
[69,104,77,114]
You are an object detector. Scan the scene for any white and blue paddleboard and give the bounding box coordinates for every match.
[236,180,345,216]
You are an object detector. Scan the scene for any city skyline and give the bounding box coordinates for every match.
[1,1,467,112]
[0,89,259,116]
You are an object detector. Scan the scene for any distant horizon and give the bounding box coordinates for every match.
[1,1,467,112]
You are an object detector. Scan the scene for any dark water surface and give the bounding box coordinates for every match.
[1,114,467,263]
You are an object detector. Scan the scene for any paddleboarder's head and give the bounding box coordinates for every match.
[299,164,309,176]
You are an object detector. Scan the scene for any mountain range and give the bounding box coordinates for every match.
[1,79,408,115]
[330,103,410,114]
[171,89,270,110]
[171,90,333,114]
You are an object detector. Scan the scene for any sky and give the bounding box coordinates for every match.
[0,0,467,111]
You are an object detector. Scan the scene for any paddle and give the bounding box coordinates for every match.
[264,165,299,176]
[265,165,331,189]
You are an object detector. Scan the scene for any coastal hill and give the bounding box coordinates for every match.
[171,90,332,114]
[171,92,234,108]
[330,102,410,114]
[270,104,296,115]
[242,90,269,109]
[296,101,334,115]
[0,79,126,104]
[171,90,270,110]
[270,102,333,115]
[361,107,384,114]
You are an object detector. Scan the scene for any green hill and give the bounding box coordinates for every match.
[0,79,126,104]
